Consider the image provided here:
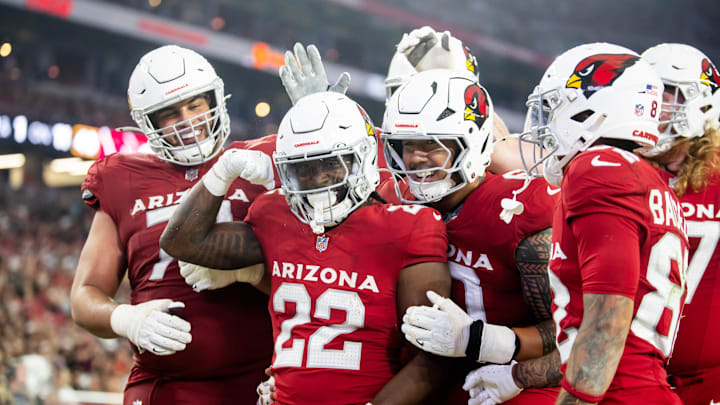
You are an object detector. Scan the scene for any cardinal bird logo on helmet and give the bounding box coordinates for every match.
[464,84,489,129]
[566,54,640,98]
[356,105,376,137]
[701,58,720,92]
[463,45,478,75]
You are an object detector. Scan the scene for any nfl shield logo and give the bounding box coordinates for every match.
[185,168,199,181]
[634,104,644,116]
[316,235,329,252]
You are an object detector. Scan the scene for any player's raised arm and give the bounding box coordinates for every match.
[160,149,272,269]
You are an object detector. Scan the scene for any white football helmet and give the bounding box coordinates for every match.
[519,43,663,186]
[385,27,479,104]
[382,69,494,203]
[274,92,380,234]
[640,43,720,156]
[128,45,230,166]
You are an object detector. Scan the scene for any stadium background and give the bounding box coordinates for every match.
[0,0,718,403]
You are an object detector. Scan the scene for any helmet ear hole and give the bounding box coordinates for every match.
[571,109,595,122]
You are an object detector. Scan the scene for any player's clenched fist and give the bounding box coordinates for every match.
[110,299,191,356]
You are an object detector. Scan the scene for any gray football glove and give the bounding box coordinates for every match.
[279,42,350,105]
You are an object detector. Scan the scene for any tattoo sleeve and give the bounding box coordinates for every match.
[515,228,553,323]
[515,228,555,354]
[513,349,562,389]
[160,180,264,269]
[562,293,634,401]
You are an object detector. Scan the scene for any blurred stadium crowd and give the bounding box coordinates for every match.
[0,177,131,404]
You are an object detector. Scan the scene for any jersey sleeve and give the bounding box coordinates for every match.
[515,177,557,236]
[563,151,646,224]
[401,207,448,268]
[81,159,103,209]
[573,211,641,298]
[81,157,119,214]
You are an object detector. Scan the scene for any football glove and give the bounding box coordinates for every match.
[110,299,191,356]
[279,42,350,105]
[203,149,275,196]
[464,362,522,405]
[256,375,275,405]
[396,26,476,75]
[179,261,265,292]
[401,290,518,364]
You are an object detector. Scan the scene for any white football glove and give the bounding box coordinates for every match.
[395,26,476,75]
[463,362,522,405]
[402,290,472,357]
[279,42,350,105]
[110,299,191,356]
[401,290,518,364]
[203,149,275,196]
[256,375,275,405]
[179,261,265,292]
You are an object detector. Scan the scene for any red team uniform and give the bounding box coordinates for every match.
[81,136,277,405]
[659,167,720,405]
[245,192,447,405]
[378,171,560,404]
[550,146,687,404]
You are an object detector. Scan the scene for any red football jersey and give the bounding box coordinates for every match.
[245,193,447,405]
[378,171,560,404]
[446,170,557,325]
[550,146,688,395]
[80,136,277,386]
[658,166,720,402]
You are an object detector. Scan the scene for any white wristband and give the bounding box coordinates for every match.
[202,166,232,197]
[478,324,517,364]
[110,304,132,338]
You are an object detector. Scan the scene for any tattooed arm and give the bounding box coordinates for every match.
[556,293,633,404]
[513,349,562,389]
[160,179,264,269]
[511,228,556,361]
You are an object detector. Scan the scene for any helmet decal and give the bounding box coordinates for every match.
[356,105,376,137]
[463,45,478,75]
[464,84,490,130]
[566,53,640,98]
[701,58,720,92]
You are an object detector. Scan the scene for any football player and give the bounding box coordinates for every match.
[382,26,531,175]
[516,43,687,404]
[160,91,453,405]
[70,45,278,405]
[381,68,560,405]
[280,39,558,404]
[640,43,720,405]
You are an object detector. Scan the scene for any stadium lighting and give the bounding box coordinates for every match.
[48,157,93,174]
[0,42,11,58]
[48,65,60,79]
[0,153,25,169]
[255,101,271,118]
[210,17,225,31]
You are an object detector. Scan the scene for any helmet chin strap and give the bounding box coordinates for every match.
[306,191,353,234]
[407,173,456,202]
